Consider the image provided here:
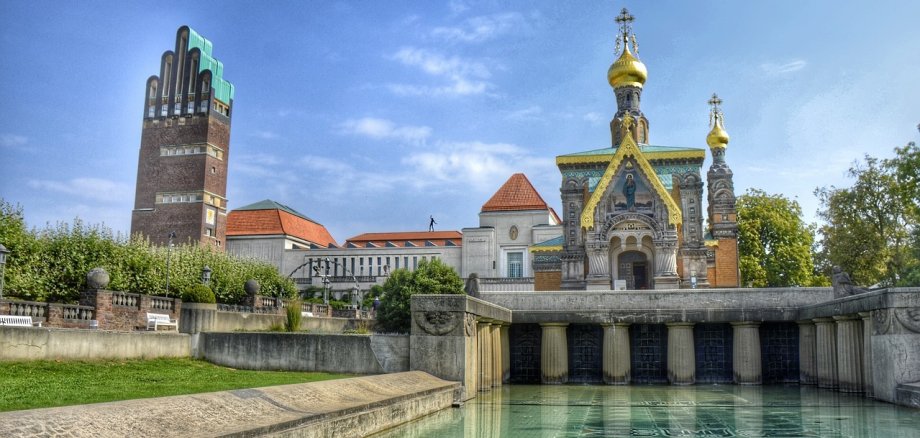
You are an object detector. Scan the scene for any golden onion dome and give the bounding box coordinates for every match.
[706,123,730,149]
[607,44,647,89]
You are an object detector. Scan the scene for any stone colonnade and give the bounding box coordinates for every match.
[797,315,873,395]
[538,321,765,385]
[475,319,510,392]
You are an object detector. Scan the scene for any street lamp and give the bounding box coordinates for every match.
[0,243,9,301]
[165,231,176,297]
[201,265,212,286]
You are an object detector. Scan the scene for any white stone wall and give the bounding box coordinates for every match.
[226,235,286,271]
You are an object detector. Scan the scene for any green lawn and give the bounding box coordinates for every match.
[0,358,352,412]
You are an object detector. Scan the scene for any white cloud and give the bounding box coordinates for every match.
[403,141,554,192]
[338,117,432,144]
[583,112,605,125]
[432,12,527,43]
[0,134,27,147]
[448,0,469,15]
[28,178,131,202]
[387,47,493,97]
[253,130,279,140]
[760,59,807,75]
[506,106,543,121]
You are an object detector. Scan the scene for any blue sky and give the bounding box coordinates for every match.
[1,1,918,243]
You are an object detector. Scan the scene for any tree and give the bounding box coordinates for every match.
[816,144,920,286]
[737,189,823,287]
[375,259,464,333]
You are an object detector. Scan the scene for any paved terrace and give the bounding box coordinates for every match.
[0,372,458,438]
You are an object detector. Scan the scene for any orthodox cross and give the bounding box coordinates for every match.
[622,112,635,132]
[615,8,634,39]
[708,93,723,127]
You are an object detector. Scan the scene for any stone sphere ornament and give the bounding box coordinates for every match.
[244,279,260,296]
[86,268,110,289]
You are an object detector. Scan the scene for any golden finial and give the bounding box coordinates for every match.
[608,8,647,89]
[706,93,729,149]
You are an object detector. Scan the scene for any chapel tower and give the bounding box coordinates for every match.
[608,8,650,146]
[130,26,234,249]
[704,94,741,286]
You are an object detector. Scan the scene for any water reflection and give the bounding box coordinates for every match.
[372,385,920,437]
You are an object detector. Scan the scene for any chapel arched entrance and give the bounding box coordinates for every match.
[618,251,650,289]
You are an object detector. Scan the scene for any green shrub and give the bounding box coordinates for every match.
[181,284,216,304]
[285,301,302,332]
[0,198,297,304]
[376,259,464,333]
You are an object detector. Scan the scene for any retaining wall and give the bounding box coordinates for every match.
[0,372,459,437]
[0,327,190,361]
[200,332,409,374]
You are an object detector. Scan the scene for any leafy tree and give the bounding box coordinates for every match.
[375,259,464,333]
[816,143,920,287]
[737,189,823,287]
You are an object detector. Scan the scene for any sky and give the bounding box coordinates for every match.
[1,1,919,244]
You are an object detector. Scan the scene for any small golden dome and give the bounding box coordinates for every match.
[706,123,730,149]
[607,44,647,89]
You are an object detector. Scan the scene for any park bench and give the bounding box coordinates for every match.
[0,315,42,327]
[146,313,178,331]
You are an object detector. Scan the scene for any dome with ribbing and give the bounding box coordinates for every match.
[607,44,647,89]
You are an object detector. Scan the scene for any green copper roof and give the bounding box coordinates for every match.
[532,236,564,247]
[559,144,704,157]
[188,28,234,104]
[234,199,316,223]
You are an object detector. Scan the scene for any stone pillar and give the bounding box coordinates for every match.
[731,322,761,385]
[796,320,817,385]
[602,323,631,384]
[540,323,569,384]
[500,323,511,383]
[490,323,502,387]
[478,320,493,391]
[834,315,864,393]
[858,312,874,397]
[466,315,480,397]
[667,323,695,385]
[813,317,838,390]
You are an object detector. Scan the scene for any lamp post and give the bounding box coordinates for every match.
[165,231,176,297]
[201,265,212,286]
[0,243,9,301]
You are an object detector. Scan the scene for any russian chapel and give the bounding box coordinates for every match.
[539,9,739,290]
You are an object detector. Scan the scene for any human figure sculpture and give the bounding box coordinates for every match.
[464,273,481,298]
[831,266,866,298]
[429,215,437,232]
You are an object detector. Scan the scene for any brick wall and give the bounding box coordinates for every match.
[710,238,740,287]
[534,271,562,291]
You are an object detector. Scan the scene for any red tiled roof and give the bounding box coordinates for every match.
[481,173,550,212]
[227,209,337,247]
[549,207,561,224]
[345,231,463,248]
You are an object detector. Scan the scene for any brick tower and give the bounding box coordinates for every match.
[131,26,234,249]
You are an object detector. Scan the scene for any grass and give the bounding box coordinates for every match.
[0,358,352,412]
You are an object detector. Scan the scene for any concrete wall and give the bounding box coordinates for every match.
[0,327,190,361]
[200,332,409,374]
[0,372,459,437]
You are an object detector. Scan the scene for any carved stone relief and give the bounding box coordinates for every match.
[413,311,462,336]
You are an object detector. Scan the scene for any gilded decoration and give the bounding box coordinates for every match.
[414,310,461,336]
[580,120,682,230]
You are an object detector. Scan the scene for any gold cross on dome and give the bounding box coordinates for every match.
[615,8,634,38]
[708,93,722,111]
[622,112,635,131]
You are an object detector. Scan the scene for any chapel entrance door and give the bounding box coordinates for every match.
[617,251,649,290]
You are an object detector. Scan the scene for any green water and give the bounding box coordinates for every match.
[374,385,920,437]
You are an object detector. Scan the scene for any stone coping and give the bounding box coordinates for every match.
[412,294,512,323]
[0,371,459,437]
[477,287,919,324]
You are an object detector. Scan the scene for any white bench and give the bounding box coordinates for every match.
[146,313,178,331]
[0,315,42,327]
